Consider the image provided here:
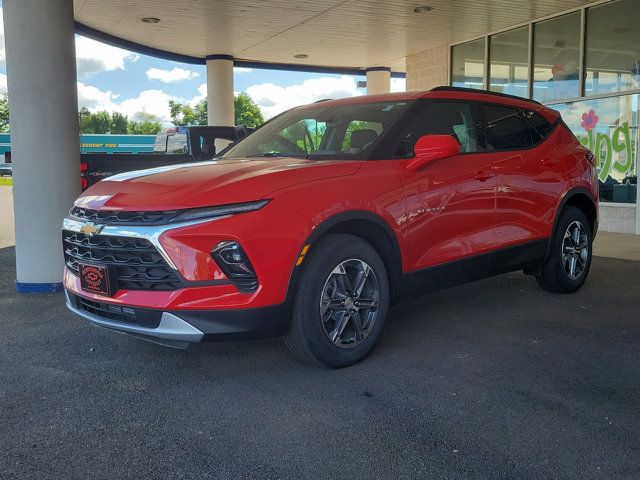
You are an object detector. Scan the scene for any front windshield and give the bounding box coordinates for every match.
[221,100,411,160]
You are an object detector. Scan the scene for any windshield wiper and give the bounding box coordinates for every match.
[250,152,301,158]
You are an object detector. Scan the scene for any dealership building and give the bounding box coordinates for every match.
[2,0,639,290]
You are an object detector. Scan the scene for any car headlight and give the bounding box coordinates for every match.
[170,200,269,223]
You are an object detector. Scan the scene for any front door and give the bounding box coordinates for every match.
[396,100,497,271]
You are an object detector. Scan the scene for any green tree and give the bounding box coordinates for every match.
[79,108,159,134]
[234,93,264,128]
[169,100,206,126]
[169,93,264,128]
[91,111,112,134]
[0,95,10,133]
[110,111,129,134]
[128,112,162,135]
[78,106,94,133]
[78,109,114,134]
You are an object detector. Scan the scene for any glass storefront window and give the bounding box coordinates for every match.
[585,0,640,96]
[451,38,485,90]
[532,12,581,102]
[551,94,639,203]
[489,26,529,97]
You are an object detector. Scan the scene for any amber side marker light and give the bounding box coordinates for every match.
[296,244,311,266]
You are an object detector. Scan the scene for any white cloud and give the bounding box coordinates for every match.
[75,36,139,78]
[245,75,363,118]
[146,67,199,83]
[77,82,175,124]
[234,67,252,74]
[0,73,7,95]
[185,83,208,106]
[0,9,136,78]
[77,82,116,110]
[118,90,175,122]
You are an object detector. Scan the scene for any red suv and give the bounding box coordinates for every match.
[63,87,598,367]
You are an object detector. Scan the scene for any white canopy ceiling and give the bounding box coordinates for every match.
[74,0,596,72]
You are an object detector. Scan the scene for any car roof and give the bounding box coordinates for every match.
[300,86,559,123]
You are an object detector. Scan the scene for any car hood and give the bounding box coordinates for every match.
[75,157,361,211]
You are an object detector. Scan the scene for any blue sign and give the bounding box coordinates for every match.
[0,133,156,156]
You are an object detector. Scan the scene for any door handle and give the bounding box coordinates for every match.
[475,170,495,181]
[541,157,560,166]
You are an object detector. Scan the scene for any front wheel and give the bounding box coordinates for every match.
[285,234,390,368]
[536,206,592,294]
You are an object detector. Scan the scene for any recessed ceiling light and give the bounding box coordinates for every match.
[141,17,160,24]
[294,53,308,59]
[413,5,433,13]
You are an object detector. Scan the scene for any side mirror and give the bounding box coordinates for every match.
[406,134,460,171]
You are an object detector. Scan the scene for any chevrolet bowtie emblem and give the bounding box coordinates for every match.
[80,222,103,237]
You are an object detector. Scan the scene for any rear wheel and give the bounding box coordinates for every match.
[536,206,592,294]
[285,234,390,368]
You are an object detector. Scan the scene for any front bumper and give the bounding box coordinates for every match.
[66,290,289,348]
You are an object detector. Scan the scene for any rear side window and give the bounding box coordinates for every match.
[482,104,533,150]
[523,110,555,142]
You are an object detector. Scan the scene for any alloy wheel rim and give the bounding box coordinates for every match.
[562,221,589,280]
[319,259,380,349]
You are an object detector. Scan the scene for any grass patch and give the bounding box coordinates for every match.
[0,177,13,186]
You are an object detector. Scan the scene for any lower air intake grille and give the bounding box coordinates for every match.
[76,296,161,328]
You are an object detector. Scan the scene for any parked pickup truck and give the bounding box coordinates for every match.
[81,125,251,190]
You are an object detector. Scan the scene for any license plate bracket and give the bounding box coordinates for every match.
[78,262,114,296]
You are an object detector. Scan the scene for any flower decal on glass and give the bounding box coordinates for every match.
[581,109,599,131]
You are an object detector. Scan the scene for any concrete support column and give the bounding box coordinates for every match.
[206,55,235,127]
[366,67,391,95]
[4,0,81,292]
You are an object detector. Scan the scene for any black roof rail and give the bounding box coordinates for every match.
[429,86,542,106]
[313,98,333,103]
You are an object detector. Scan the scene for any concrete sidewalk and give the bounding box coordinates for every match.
[0,186,15,248]
[594,231,640,261]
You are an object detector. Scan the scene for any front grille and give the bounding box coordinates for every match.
[70,206,181,226]
[63,230,183,291]
[76,296,161,328]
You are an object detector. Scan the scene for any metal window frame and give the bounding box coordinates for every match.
[448,0,618,103]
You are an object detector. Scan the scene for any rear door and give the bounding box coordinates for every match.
[481,104,564,247]
[396,100,497,271]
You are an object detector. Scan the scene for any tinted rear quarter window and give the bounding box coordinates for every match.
[482,104,533,150]
[523,110,555,142]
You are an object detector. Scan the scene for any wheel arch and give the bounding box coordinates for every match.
[285,210,404,305]
[548,187,598,257]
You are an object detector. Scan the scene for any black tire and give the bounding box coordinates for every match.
[536,206,592,294]
[284,234,390,368]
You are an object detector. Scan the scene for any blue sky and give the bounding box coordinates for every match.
[0,6,405,125]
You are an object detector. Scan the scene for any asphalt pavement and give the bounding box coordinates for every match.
[1,246,639,479]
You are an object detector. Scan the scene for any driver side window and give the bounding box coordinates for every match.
[394,102,479,158]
